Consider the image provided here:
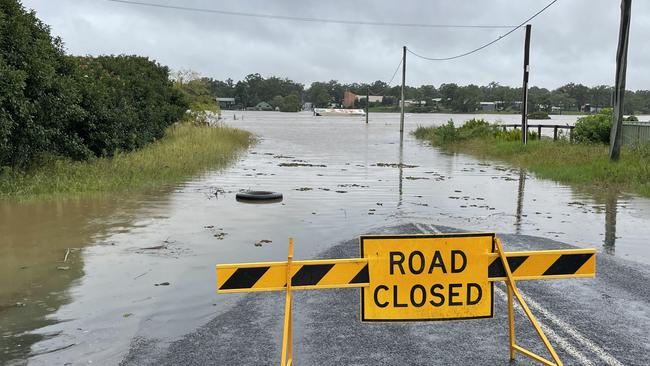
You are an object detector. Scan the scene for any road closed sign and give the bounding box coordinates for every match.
[360,233,494,321]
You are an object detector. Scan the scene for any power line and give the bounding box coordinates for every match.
[386,58,403,86]
[104,0,517,29]
[407,0,558,61]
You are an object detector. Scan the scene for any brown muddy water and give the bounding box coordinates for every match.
[2,111,650,365]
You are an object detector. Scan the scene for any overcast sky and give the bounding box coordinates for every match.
[21,0,650,90]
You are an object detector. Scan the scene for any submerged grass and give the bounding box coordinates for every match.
[414,125,650,197]
[0,120,253,201]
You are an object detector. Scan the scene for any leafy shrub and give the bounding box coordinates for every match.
[0,1,188,168]
[457,119,494,139]
[573,109,612,144]
[280,94,301,112]
[71,55,187,157]
[435,120,458,144]
[494,129,538,141]
[528,111,551,119]
[0,0,84,167]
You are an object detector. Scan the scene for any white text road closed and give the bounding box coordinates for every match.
[360,233,494,321]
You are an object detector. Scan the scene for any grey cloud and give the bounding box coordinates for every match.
[21,0,650,89]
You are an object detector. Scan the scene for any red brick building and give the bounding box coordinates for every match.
[343,91,357,108]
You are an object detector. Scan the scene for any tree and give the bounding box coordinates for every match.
[280,94,301,112]
[0,0,84,167]
[439,83,459,110]
[271,95,284,109]
[307,82,331,107]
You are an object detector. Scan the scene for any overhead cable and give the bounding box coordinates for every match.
[406,0,558,61]
[105,0,516,29]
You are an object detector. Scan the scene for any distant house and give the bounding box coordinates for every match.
[480,102,496,111]
[356,95,384,103]
[582,104,607,114]
[253,101,273,111]
[216,97,235,109]
[400,99,425,107]
[343,91,357,108]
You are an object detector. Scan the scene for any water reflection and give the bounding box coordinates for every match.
[604,193,618,254]
[398,138,404,207]
[2,111,649,365]
[514,169,526,235]
[0,192,170,364]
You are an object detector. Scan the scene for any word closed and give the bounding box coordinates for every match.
[360,233,494,321]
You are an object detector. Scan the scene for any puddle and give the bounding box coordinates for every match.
[2,111,650,365]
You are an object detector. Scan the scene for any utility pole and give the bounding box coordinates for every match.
[610,0,632,161]
[521,24,532,144]
[400,46,406,137]
[366,88,369,124]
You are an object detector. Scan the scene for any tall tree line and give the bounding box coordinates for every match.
[209,73,650,114]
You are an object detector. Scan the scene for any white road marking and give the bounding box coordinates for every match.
[412,225,624,365]
[517,290,625,366]
[494,286,595,366]
[414,223,440,234]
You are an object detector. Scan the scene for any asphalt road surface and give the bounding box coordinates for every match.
[121,223,650,365]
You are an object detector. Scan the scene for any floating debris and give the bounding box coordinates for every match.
[373,162,418,168]
[141,245,167,250]
[279,162,327,167]
[405,176,429,180]
[294,187,313,191]
[154,282,170,286]
[255,239,273,247]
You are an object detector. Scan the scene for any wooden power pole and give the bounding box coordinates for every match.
[610,0,632,161]
[521,24,532,144]
[366,88,369,124]
[400,46,406,137]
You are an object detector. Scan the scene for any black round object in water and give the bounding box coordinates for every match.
[236,190,283,202]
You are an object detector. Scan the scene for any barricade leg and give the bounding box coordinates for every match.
[280,238,294,366]
[496,238,563,366]
[507,284,515,360]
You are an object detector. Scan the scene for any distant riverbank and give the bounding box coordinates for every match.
[0,119,253,201]
[367,105,587,116]
[414,124,650,198]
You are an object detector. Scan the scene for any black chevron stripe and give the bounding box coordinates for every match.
[487,256,528,278]
[543,254,594,276]
[349,264,369,284]
[219,267,269,290]
[291,264,334,286]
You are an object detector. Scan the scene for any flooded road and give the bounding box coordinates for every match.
[2,111,650,365]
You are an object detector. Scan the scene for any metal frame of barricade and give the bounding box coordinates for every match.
[216,236,595,366]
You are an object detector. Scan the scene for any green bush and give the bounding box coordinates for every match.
[280,94,301,112]
[573,109,612,144]
[457,119,494,139]
[494,129,538,141]
[528,111,551,119]
[435,120,458,144]
[0,0,84,167]
[0,1,188,168]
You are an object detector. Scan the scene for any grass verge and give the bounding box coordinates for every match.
[414,124,650,197]
[0,119,253,201]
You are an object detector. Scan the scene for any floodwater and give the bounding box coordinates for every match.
[2,111,650,365]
